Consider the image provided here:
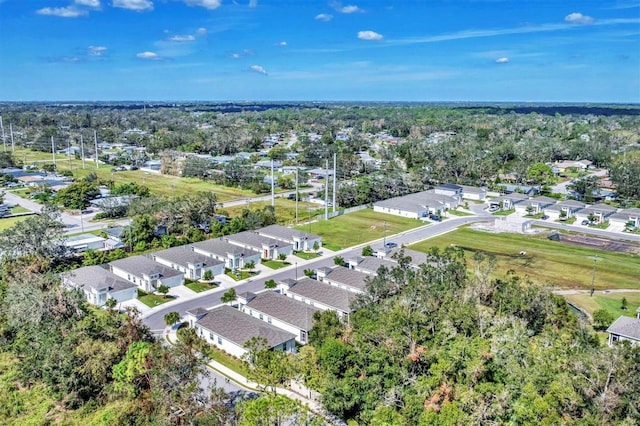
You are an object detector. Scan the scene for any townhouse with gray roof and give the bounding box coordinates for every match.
[489,192,529,210]
[190,305,297,358]
[373,189,460,220]
[346,256,398,276]
[256,224,322,252]
[237,290,320,344]
[545,200,586,221]
[316,266,370,293]
[226,230,293,260]
[191,238,262,272]
[575,203,618,225]
[607,310,640,347]
[149,245,225,280]
[62,265,137,307]
[515,195,558,215]
[278,277,356,321]
[109,255,184,292]
[609,208,640,229]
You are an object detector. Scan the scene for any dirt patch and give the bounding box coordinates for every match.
[555,233,640,254]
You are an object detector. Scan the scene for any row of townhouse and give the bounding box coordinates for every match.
[62,225,322,307]
[187,248,429,358]
[492,194,640,227]
[372,184,488,220]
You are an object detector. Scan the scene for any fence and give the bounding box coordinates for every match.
[315,204,369,220]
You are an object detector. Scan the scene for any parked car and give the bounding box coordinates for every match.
[488,205,500,212]
[541,215,549,220]
[581,220,590,225]
[429,214,442,222]
[384,242,398,249]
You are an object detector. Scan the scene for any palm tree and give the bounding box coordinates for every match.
[164,311,180,327]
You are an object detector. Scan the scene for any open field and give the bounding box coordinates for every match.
[13,148,255,201]
[295,209,425,250]
[219,199,325,226]
[565,292,640,320]
[410,227,640,290]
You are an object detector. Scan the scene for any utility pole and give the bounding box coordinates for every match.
[295,166,299,224]
[332,152,337,213]
[324,159,329,220]
[80,134,85,169]
[271,159,275,207]
[590,255,599,297]
[0,116,6,152]
[94,130,99,168]
[383,221,387,247]
[9,123,14,152]
[51,136,56,172]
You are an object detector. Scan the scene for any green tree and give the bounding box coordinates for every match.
[527,162,555,185]
[361,245,374,256]
[105,297,117,310]
[164,311,180,326]
[609,151,640,200]
[203,269,213,281]
[278,252,287,261]
[313,241,320,253]
[265,279,277,289]
[55,180,100,210]
[621,297,628,311]
[157,284,170,298]
[333,256,345,266]
[244,260,256,274]
[221,288,237,304]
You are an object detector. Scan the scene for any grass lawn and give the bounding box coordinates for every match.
[262,260,291,270]
[138,290,175,307]
[589,221,610,230]
[294,251,321,260]
[448,209,474,217]
[220,199,323,226]
[185,281,218,293]
[410,227,640,290]
[564,292,640,320]
[294,208,424,250]
[9,205,30,214]
[492,209,515,216]
[0,215,28,231]
[204,346,250,377]
[226,270,255,281]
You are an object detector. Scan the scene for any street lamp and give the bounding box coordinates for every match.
[590,255,601,297]
[295,262,298,281]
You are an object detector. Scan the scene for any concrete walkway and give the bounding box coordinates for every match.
[164,326,342,424]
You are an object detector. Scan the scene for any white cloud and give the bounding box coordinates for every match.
[75,0,100,7]
[250,65,267,75]
[88,45,107,56]
[196,27,208,35]
[339,4,362,13]
[231,53,241,59]
[315,13,333,22]
[137,51,160,59]
[36,6,87,17]
[183,0,221,9]
[565,12,595,24]
[277,41,287,46]
[113,0,153,11]
[358,30,383,40]
[169,35,196,42]
[495,57,509,63]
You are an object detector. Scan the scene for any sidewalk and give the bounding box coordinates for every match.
[164,326,339,424]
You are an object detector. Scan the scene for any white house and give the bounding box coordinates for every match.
[62,265,137,307]
[607,311,640,347]
[515,196,557,215]
[434,183,463,200]
[226,231,293,260]
[149,245,225,280]
[191,305,297,358]
[459,185,487,201]
[316,266,369,294]
[575,203,618,225]
[609,208,640,229]
[63,233,107,253]
[278,277,355,322]
[191,238,262,271]
[490,193,529,211]
[554,159,593,172]
[373,190,459,220]
[109,256,184,292]
[545,200,586,221]
[238,291,320,344]
[256,224,322,252]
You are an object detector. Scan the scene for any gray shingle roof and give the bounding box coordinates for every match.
[196,305,296,349]
[355,257,397,274]
[607,316,640,341]
[581,203,618,215]
[373,189,458,212]
[151,246,223,269]
[227,231,292,251]
[323,266,370,291]
[192,238,260,258]
[110,255,183,279]
[610,208,640,222]
[257,224,321,242]
[246,291,320,330]
[546,200,586,211]
[287,277,356,313]
[387,247,429,266]
[65,265,137,292]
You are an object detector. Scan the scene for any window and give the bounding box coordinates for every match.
[268,316,272,324]
[259,313,264,320]
[209,332,214,341]
[217,336,222,345]
[249,309,253,316]
[300,330,307,343]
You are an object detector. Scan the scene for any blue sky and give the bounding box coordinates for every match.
[0,0,638,102]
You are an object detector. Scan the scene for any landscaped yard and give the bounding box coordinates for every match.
[410,227,640,290]
[137,290,175,307]
[293,251,321,260]
[448,209,474,217]
[184,280,218,293]
[492,209,515,216]
[565,292,640,320]
[225,270,255,281]
[294,208,425,250]
[262,260,291,270]
[9,205,30,214]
